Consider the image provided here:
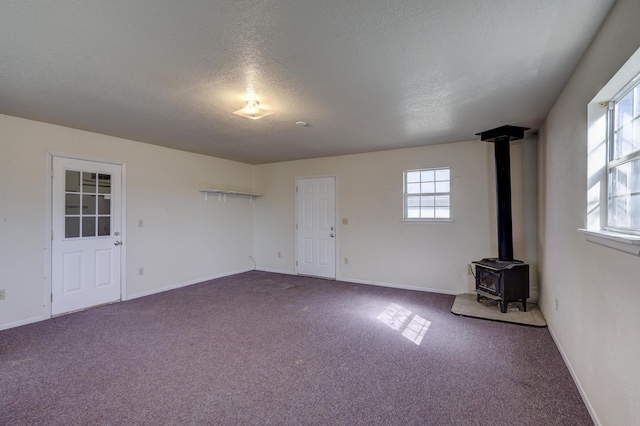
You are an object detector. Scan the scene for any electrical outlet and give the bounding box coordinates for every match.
[138,219,144,228]
[555,298,559,311]
[0,289,5,300]
[138,267,144,276]
[344,257,348,264]
[278,252,281,258]
[342,218,348,225]
[467,264,473,275]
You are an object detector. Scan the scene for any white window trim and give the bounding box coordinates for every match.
[584,46,640,255]
[578,228,640,255]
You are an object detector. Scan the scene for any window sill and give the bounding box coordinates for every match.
[578,228,640,255]
[401,219,454,224]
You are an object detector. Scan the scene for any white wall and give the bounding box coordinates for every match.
[254,139,538,296]
[0,113,537,330]
[0,115,255,329]
[538,0,640,424]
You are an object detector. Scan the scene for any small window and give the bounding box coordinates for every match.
[403,167,450,220]
[607,77,640,233]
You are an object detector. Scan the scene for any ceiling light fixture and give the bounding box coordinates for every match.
[232,101,272,120]
[295,121,309,127]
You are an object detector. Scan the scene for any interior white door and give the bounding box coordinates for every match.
[296,176,336,279]
[51,157,122,315]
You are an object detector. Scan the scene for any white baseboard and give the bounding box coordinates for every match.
[338,276,462,295]
[255,267,296,275]
[0,269,255,331]
[546,321,601,426]
[0,315,46,331]
[125,268,254,301]
[255,269,463,295]
[254,269,463,295]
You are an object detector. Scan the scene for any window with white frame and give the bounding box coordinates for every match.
[584,48,640,255]
[404,168,450,220]
[607,78,640,233]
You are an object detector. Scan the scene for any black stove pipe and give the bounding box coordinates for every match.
[476,125,529,262]
[494,136,514,261]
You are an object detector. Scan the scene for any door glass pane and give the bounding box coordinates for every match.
[65,170,81,192]
[82,172,97,193]
[82,217,96,237]
[65,194,80,215]
[98,174,111,194]
[83,194,97,215]
[98,217,111,236]
[97,195,111,215]
[65,217,80,238]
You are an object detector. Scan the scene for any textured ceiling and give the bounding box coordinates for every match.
[0,1,615,164]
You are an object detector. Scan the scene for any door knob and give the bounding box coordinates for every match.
[114,241,122,246]
[330,234,335,238]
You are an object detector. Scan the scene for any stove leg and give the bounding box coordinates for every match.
[522,299,527,312]
[477,294,482,303]
[499,300,507,313]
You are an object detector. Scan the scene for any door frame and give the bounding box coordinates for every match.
[294,174,339,279]
[44,151,127,318]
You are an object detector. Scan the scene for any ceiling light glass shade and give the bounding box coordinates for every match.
[232,101,272,120]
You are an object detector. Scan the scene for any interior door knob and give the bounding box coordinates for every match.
[114,241,122,246]
[330,234,335,238]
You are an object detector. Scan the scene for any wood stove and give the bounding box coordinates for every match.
[473,125,530,313]
[473,258,529,313]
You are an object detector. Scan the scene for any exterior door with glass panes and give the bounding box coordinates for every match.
[51,157,122,315]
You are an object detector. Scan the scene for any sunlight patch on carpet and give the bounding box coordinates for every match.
[377,303,431,345]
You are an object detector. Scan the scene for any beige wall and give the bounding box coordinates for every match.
[253,139,538,296]
[1,91,539,400]
[538,0,640,424]
[0,115,255,329]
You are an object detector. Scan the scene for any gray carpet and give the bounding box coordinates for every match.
[0,271,591,425]
[451,293,547,327]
